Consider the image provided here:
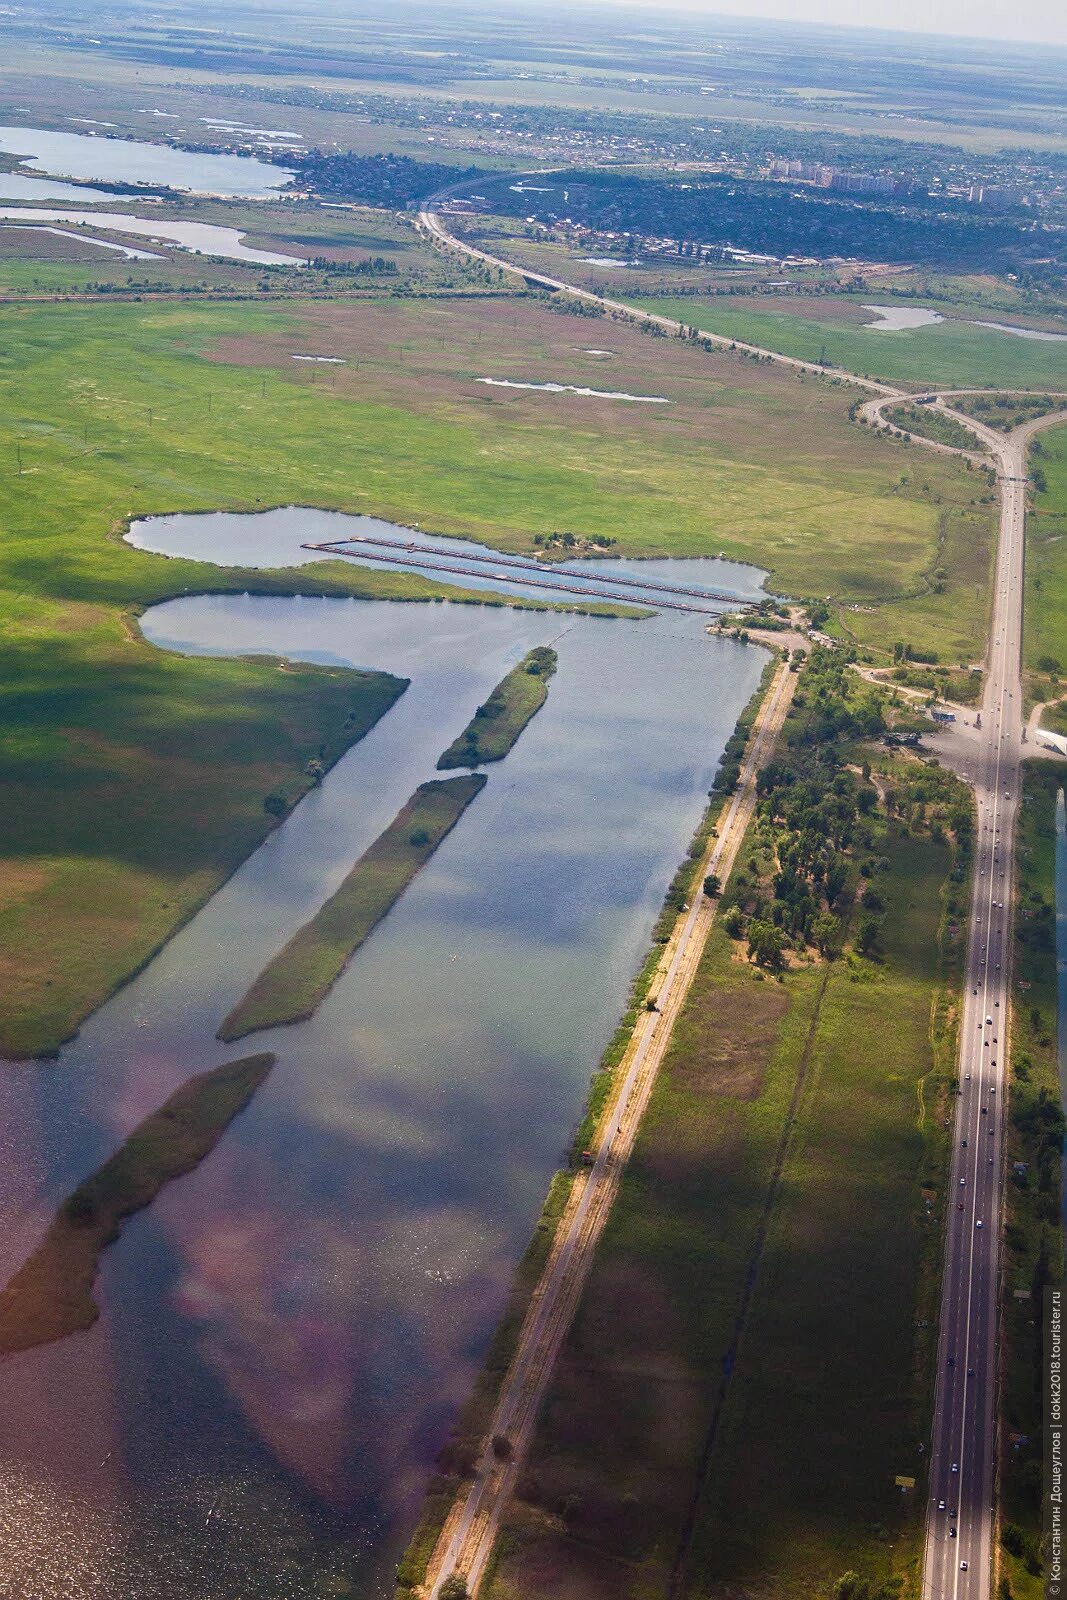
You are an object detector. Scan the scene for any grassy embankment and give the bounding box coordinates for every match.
[394,656,780,1595]
[218,776,486,1042]
[952,394,1067,433]
[481,653,972,1600]
[632,294,1067,392]
[0,1052,274,1355]
[999,762,1067,1600]
[1026,424,1067,720]
[0,293,990,1055]
[437,647,557,768]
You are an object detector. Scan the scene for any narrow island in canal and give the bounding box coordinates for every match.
[437,646,558,769]
[218,774,487,1041]
[0,1051,275,1356]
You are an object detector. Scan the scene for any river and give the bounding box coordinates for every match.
[0,513,766,1598]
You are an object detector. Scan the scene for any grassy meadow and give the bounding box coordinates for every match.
[0,291,988,1055]
[634,294,1067,392]
[1000,762,1067,1600]
[1026,422,1067,696]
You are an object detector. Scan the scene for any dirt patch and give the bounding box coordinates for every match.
[0,861,53,914]
[667,967,790,1100]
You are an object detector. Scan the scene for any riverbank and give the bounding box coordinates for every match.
[0,1052,274,1354]
[476,654,971,1600]
[437,647,557,769]
[396,652,786,1596]
[218,775,486,1041]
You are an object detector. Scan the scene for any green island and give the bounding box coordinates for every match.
[883,402,986,454]
[218,775,486,1042]
[0,1051,274,1356]
[437,647,558,769]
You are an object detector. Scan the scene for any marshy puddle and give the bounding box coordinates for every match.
[968,318,1067,342]
[862,304,944,331]
[861,303,1066,344]
[477,376,669,403]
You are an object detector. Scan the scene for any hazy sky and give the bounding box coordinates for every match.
[576,0,1067,47]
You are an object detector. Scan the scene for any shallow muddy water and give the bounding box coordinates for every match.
[0,512,766,1597]
[862,304,944,331]
[0,207,304,266]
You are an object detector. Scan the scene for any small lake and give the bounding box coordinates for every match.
[862,304,944,331]
[0,208,305,267]
[0,125,293,199]
[0,511,766,1597]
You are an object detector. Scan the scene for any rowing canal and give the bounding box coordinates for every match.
[0,509,767,1598]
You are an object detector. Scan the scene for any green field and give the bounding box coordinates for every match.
[0,292,990,1056]
[0,1052,274,1354]
[1000,762,1067,1600]
[1026,423,1067,692]
[634,295,1067,392]
[485,727,967,1600]
[218,775,486,1041]
[437,646,556,768]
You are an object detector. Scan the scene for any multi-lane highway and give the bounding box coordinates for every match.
[419,187,1067,1600]
[923,403,1065,1600]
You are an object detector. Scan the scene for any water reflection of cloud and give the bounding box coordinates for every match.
[162,1138,509,1527]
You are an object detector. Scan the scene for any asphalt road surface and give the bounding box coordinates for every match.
[923,403,1066,1600]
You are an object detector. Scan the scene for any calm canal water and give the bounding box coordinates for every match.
[0,512,766,1598]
